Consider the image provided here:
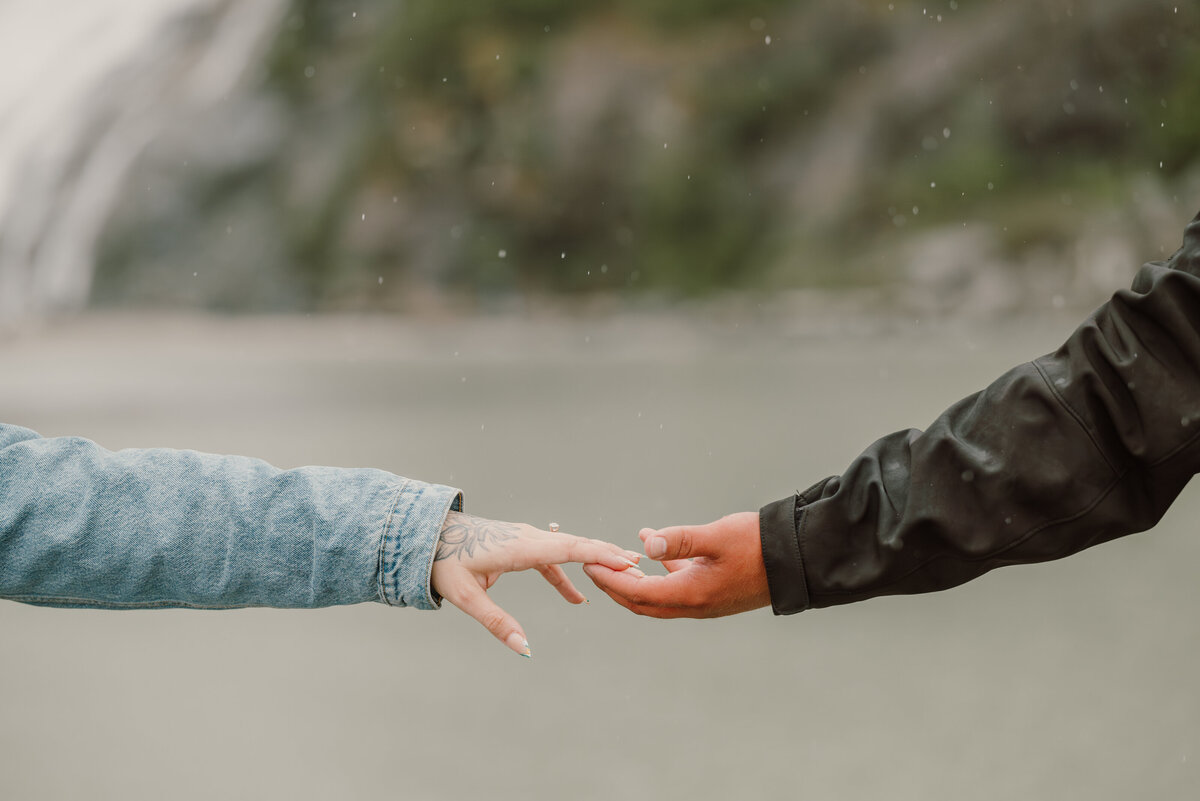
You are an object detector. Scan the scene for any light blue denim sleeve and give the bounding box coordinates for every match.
[0,423,462,610]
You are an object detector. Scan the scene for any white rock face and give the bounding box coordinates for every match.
[0,0,284,324]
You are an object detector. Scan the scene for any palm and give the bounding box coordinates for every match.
[583,512,771,618]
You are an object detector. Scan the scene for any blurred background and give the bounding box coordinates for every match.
[2,1,1200,799]
[1,0,1198,320]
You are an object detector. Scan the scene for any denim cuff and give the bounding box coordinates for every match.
[378,479,463,610]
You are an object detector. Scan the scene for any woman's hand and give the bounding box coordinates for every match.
[430,511,643,657]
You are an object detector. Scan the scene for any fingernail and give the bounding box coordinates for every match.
[622,557,640,568]
[507,632,532,658]
[648,536,668,559]
[626,566,646,578]
[623,551,642,562]
[583,598,590,605]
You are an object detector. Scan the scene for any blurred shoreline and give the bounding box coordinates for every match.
[0,296,1093,360]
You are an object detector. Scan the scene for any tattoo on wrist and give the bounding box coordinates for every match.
[435,512,520,561]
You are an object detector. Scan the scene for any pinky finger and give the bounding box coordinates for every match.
[537,564,588,604]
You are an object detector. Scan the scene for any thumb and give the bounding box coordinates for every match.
[640,523,719,561]
[445,580,532,658]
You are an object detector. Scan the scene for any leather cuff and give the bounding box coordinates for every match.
[759,493,811,615]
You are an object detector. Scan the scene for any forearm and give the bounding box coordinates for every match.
[0,424,461,609]
[761,213,1200,614]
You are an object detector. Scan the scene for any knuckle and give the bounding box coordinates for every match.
[676,530,694,559]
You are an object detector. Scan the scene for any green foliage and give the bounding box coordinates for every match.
[105,0,1200,307]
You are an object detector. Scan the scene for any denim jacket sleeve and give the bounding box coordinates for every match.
[760,210,1200,614]
[0,425,462,610]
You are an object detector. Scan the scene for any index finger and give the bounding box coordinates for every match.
[443,577,532,657]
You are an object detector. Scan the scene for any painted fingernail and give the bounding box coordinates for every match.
[623,551,642,562]
[507,632,532,658]
[647,536,668,559]
[584,598,591,605]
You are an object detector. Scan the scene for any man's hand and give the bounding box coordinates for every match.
[582,512,770,618]
[430,511,642,657]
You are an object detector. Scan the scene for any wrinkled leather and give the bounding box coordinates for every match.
[760,210,1200,614]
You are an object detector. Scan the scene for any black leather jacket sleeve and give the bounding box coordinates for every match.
[759,211,1200,615]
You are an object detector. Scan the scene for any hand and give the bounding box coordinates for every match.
[430,511,642,657]
[582,512,770,618]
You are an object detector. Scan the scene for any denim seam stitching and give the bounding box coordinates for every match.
[422,492,460,609]
[376,480,409,606]
[390,483,421,606]
[0,595,266,609]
